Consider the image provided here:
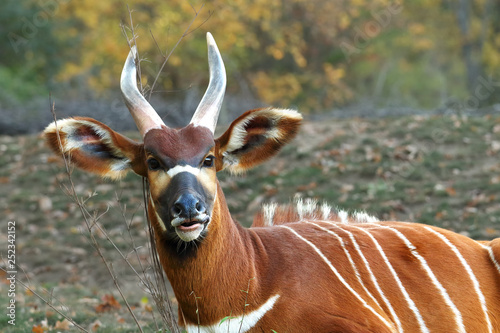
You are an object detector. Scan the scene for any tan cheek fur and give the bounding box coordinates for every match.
[148,171,171,201]
[198,168,217,201]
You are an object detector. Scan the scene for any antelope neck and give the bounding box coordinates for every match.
[150,184,268,325]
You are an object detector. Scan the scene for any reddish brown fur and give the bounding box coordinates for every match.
[150,184,500,332]
[253,206,298,226]
[144,125,214,166]
[44,111,500,332]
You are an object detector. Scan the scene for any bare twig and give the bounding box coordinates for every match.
[49,99,145,333]
[143,178,181,332]
[147,4,209,100]
[0,268,90,332]
[238,277,256,333]
[126,4,144,92]
[36,5,208,331]
[116,191,163,332]
[189,290,201,333]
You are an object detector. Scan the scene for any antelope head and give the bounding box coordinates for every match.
[44,33,302,249]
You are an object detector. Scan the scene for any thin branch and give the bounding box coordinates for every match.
[238,277,255,333]
[0,265,89,332]
[143,178,181,332]
[147,4,207,100]
[49,100,145,333]
[126,4,143,92]
[117,198,162,332]
[150,28,165,58]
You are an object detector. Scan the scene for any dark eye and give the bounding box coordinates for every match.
[147,158,161,170]
[203,155,215,168]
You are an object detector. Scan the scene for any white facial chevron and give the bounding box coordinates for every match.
[167,165,200,177]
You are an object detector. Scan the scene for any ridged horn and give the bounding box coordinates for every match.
[120,45,165,137]
[190,32,227,134]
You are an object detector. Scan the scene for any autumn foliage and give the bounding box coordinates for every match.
[2,0,500,113]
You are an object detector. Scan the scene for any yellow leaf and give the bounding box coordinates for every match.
[54,319,72,330]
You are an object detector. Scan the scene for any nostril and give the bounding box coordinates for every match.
[171,202,183,217]
[195,201,206,213]
[173,194,205,218]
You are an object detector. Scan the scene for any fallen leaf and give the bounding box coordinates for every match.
[90,319,102,332]
[491,141,500,152]
[445,187,456,196]
[95,294,121,313]
[54,319,72,330]
[340,184,354,193]
[296,182,317,192]
[486,228,498,236]
[435,211,446,220]
[38,196,53,213]
[32,325,44,333]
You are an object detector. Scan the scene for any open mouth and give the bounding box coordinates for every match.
[171,215,210,242]
[178,219,205,231]
[172,215,210,233]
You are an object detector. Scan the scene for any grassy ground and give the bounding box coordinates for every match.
[1,114,500,331]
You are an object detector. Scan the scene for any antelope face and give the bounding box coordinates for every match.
[44,32,302,250]
[118,32,225,244]
[144,125,217,243]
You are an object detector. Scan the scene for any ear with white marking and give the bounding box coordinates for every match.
[215,107,302,173]
[44,117,146,179]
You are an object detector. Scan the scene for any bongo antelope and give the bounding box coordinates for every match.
[44,33,500,332]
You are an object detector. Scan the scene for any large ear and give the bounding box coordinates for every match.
[44,117,146,179]
[215,107,302,173]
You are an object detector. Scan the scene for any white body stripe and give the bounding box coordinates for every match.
[167,165,200,177]
[425,227,492,332]
[380,225,465,333]
[328,223,403,333]
[352,226,430,333]
[481,244,500,275]
[307,222,382,307]
[280,225,395,331]
[185,294,280,333]
[306,222,394,320]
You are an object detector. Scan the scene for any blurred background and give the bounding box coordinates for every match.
[1,1,500,330]
[1,0,499,133]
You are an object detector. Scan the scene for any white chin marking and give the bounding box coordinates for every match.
[175,224,205,242]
